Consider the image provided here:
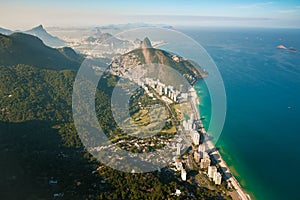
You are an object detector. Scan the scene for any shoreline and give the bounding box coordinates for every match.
[193,84,251,200]
[206,139,251,200]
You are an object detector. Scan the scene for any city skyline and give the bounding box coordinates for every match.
[1,0,300,29]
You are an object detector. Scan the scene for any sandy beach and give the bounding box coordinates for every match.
[191,85,250,200]
[206,139,251,200]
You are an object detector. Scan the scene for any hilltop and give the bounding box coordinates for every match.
[0,25,66,47]
[0,27,13,35]
[109,37,207,84]
[85,32,129,48]
[140,37,153,48]
[25,25,66,47]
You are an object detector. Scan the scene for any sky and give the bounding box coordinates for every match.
[1,0,300,29]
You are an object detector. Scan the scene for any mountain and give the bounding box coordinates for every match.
[86,36,97,43]
[94,28,103,37]
[98,33,114,41]
[0,65,104,199]
[0,32,82,70]
[109,38,207,84]
[85,32,128,47]
[58,46,82,62]
[25,25,66,47]
[0,27,13,35]
[141,37,152,48]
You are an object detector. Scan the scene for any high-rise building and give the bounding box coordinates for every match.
[176,143,181,156]
[208,166,217,179]
[173,92,177,102]
[200,153,211,169]
[164,87,168,96]
[191,130,200,145]
[181,92,188,99]
[145,78,150,84]
[201,128,207,134]
[198,143,206,158]
[149,80,155,89]
[182,120,187,130]
[167,86,173,97]
[189,113,194,123]
[194,151,200,163]
[181,169,187,181]
[170,91,174,100]
[179,84,183,92]
[213,172,222,185]
[192,120,198,130]
[187,120,192,130]
[182,120,192,131]
[156,84,163,95]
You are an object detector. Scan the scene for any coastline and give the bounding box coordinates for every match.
[193,83,251,200]
[206,140,251,200]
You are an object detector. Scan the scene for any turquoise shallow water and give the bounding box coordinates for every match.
[181,27,300,200]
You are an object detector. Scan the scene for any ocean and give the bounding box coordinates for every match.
[181,27,300,200]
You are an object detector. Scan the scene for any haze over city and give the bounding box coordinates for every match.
[1,0,300,29]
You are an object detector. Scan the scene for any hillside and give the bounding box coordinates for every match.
[0,34,226,199]
[109,38,207,84]
[0,32,82,70]
[25,25,66,47]
[0,64,225,200]
[0,27,13,35]
[85,32,129,48]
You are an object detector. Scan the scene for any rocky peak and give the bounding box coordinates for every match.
[141,37,152,48]
[32,25,45,31]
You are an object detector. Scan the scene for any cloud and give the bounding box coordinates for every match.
[277,10,297,14]
[235,2,274,9]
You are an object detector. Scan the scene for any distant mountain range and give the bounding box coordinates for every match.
[85,32,129,47]
[0,32,82,70]
[0,25,66,47]
[96,23,174,30]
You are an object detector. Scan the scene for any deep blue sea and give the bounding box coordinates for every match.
[180,27,300,200]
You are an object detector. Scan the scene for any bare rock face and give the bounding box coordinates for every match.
[277,45,287,49]
[141,37,153,49]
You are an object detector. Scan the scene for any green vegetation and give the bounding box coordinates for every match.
[126,48,207,84]
[0,33,82,70]
[0,35,226,199]
[0,64,228,199]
